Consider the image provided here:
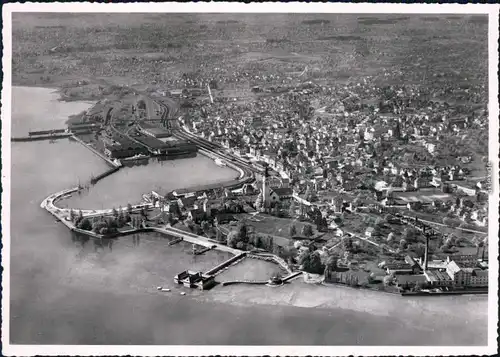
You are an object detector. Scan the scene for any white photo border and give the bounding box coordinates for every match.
[1,2,499,356]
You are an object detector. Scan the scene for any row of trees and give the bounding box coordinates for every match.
[69,205,149,236]
[288,224,314,238]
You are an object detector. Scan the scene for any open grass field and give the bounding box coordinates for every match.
[239,213,317,239]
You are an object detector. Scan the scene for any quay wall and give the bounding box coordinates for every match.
[199,149,246,180]
[71,135,120,168]
[221,280,268,286]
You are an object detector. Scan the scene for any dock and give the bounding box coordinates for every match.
[205,252,247,276]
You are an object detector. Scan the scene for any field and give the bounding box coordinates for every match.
[12,13,488,103]
[236,213,318,239]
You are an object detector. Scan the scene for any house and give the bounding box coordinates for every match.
[446,261,473,286]
[414,177,432,189]
[170,89,183,97]
[188,208,206,223]
[178,196,198,211]
[404,255,421,273]
[214,213,235,226]
[164,200,181,216]
[202,199,223,217]
[470,269,488,287]
[395,274,427,289]
[365,227,375,238]
[269,187,293,204]
[174,270,216,290]
[424,270,453,287]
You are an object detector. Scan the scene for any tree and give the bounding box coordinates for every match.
[324,254,338,276]
[383,275,394,286]
[112,207,118,218]
[117,210,125,227]
[69,209,76,222]
[77,218,92,231]
[127,203,133,214]
[201,220,210,234]
[255,193,264,211]
[227,230,240,248]
[216,228,224,242]
[303,251,324,274]
[342,236,353,252]
[238,221,248,243]
[402,227,416,243]
[302,224,314,238]
[255,235,262,249]
[289,200,297,217]
[316,217,328,232]
[289,225,297,237]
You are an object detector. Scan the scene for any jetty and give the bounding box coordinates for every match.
[12,133,72,142]
[205,252,247,276]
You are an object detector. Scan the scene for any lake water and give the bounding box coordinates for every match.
[9,86,488,345]
[59,157,238,210]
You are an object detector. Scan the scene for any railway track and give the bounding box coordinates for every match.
[173,129,263,175]
[145,93,261,176]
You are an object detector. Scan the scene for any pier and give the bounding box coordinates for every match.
[205,252,247,276]
[12,133,72,142]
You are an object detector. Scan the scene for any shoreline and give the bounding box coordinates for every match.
[17,84,488,304]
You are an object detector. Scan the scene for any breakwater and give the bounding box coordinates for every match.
[90,166,120,185]
[205,252,247,275]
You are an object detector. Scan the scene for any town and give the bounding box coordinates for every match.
[8,10,496,350]
[46,66,490,296]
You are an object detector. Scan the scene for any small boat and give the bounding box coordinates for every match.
[214,158,226,167]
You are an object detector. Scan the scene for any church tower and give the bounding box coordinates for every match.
[262,166,271,208]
